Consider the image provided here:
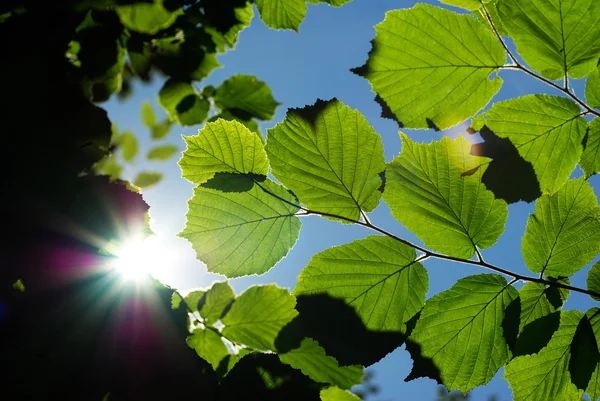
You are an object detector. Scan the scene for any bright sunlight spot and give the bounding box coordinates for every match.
[111,235,174,284]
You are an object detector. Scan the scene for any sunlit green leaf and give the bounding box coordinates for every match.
[279,338,363,389]
[295,236,427,331]
[505,310,584,401]
[199,281,235,324]
[352,4,505,129]
[498,0,600,79]
[208,110,261,138]
[586,66,600,110]
[204,2,254,51]
[587,262,600,302]
[266,99,385,221]
[409,274,518,392]
[522,178,600,277]
[118,131,138,162]
[187,328,229,370]
[158,79,209,126]
[180,119,268,185]
[221,285,298,351]
[141,101,156,128]
[184,290,206,313]
[440,0,482,10]
[384,135,507,259]
[134,171,163,188]
[474,0,508,36]
[581,118,600,178]
[147,145,178,161]
[518,282,568,332]
[116,0,181,35]
[472,94,586,193]
[214,74,279,121]
[179,180,301,277]
[256,0,307,31]
[320,386,361,401]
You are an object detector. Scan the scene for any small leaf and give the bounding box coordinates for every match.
[118,131,138,162]
[151,119,172,140]
[221,285,298,351]
[320,386,361,401]
[184,290,206,313]
[179,119,268,185]
[294,236,427,332]
[255,0,307,31]
[214,74,279,121]
[581,118,600,178]
[352,4,505,129]
[266,99,385,221]
[187,328,229,370]
[587,261,600,302]
[199,281,235,324]
[409,274,518,392]
[384,135,508,259]
[116,0,181,35]
[146,144,178,161]
[141,101,156,128]
[179,180,301,277]
[498,0,600,80]
[134,171,162,188]
[158,79,209,126]
[279,338,363,389]
[522,178,600,277]
[12,279,25,292]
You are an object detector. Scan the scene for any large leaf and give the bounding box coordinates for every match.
[147,144,178,161]
[158,79,210,126]
[504,310,584,401]
[221,285,298,351]
[179,179,301,277]
[581,118,600,178]
[179,119,268,185]
[472,94,586,193]
[320,387,362,401]
[199,281,235,324]
[116,0,181,35]
[187,328,229,370]
[497,0,600,80]
[351,4,505,130]
[586,309,600,401]
[440,0,482,10]
[409,274,518,392]
[587,261,600,302]
[384,135,507,259]
[255,0,307,31]
[265,99,385,221]
[214,74,279,121]
[586,66,600,110]
[522,178,600,277]
[279,338,363,389]
[294,236,427,332]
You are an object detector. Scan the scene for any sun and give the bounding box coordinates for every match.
[110,235,174,283]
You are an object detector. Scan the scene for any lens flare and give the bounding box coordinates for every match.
[111,236,173,283]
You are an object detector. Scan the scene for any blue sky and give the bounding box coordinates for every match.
[104,1,600,399]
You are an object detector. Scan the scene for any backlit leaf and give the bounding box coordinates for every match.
[141,101,156,128]
[266,99,385,221]
[320,386,362,401]
[118,131,138,162]
[147,145,178,161]
[384,135,507,259]
[586,66,600,110]
[222,285,298,351]
[187,328,229,370]
[518,282,568,332]
[472,94,586,193]
[256,0,307,31]
[151,120,172,140]
[279,338,363,389]
[498,0,600,79]
[116,0,181,35]
[352,4,505,129]
[294,236,427,331]
[409,274,518,392]
[158,79,209,126]
[522,178,600,277]
[179,119,268,185]
[214,74,279,121]
[199,281,235,324]
[179,180,301,277]
[134,171,162,188]
[581,118,600,178]
[441,0,482,10]
[587,261,600,302]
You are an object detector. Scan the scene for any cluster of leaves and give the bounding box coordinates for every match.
[174,1,600,400]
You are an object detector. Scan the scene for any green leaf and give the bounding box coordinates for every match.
[518,282,568,332]
[505,310,584,401]
[158,79,210,126]
[151,120,172,140]
[117,131,138,162]
[472,94,586,193]
[221,285,298,351]
[179,119,268,185]
[141,101,156,128]
[199,281,235,324]
[214,74,279,121]
[294,236,427,332]
[497,0,600,80]
[351,4,505,130]
[587,261,600,302]
[147,144,178,161]
[266,99,385,221]
[279,338,363,389]
[255,0,307,31]
[179,180,301,277]
[116,0,181,35]
[12,279,25,292]
[383,135,507,259]
[208,110,262,138]
[152,33,221,81]
[184,290,206,312]
[409,274,518,392]
[320,386,361,401]
[585,309,600,400]
[440,0,483,10]
[581,118,600,178]
[134,171,163,188]
[474,0,509,36]
[586,66,600,110]
[187,328,229,370]
[522,178,600,277]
